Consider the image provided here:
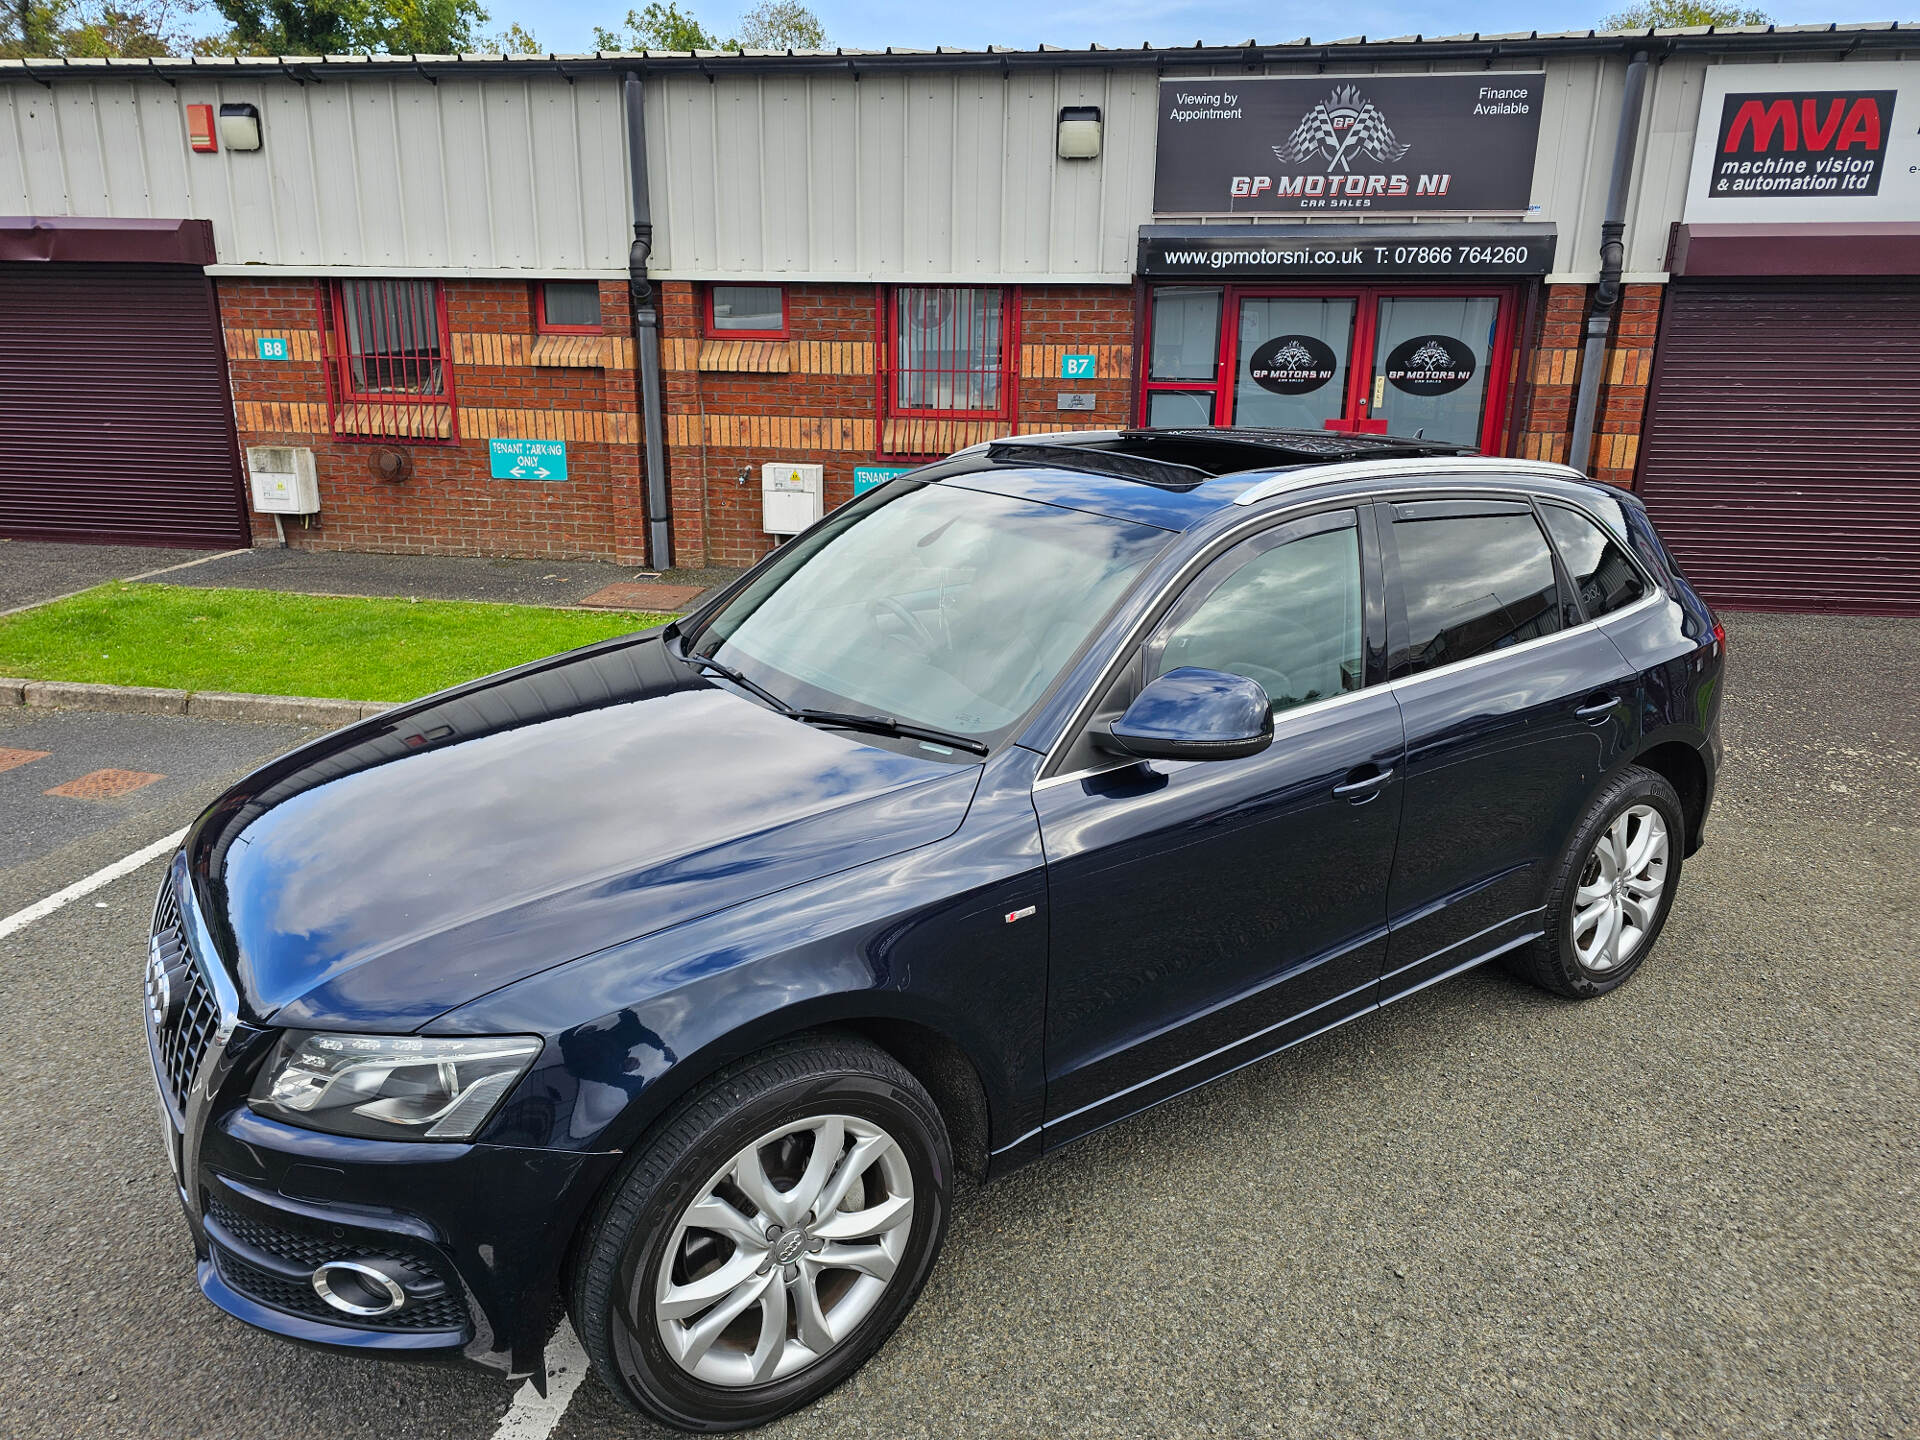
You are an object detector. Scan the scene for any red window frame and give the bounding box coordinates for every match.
[877,284,1020,423]
[317,278,459,444]
[1139,281,1521,455]
[534,280,604,335]
[703,283,789,340]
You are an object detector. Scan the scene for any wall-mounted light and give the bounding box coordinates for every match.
[1057,105,1102,160]
[218,102,263,152]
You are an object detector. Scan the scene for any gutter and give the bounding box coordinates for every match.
[624,70,673,570]
[0,26,1912,84]
[1567,48,1649,476]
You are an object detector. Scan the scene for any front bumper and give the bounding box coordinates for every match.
[145,857,620,1378]
[174,1105,619,1375]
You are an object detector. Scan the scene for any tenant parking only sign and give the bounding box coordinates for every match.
[1685,61,1918,222]
[1153,72,1545,215]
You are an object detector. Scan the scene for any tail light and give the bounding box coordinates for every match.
[1711,619,1725,653]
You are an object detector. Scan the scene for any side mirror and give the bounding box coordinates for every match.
[1095,667,1273,763]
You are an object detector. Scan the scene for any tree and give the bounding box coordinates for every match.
[733,0,822,49]
[590,1,826,52]
[593,1,713,50]
[476,17,537,50]
[1601,0,1770,26]
[2,0,204,56]
[206,0,488,53]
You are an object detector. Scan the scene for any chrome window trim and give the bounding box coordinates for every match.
[1033,477,1668,786]
[1383,585,1664,697]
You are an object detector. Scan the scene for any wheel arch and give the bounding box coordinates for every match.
[589,994,1001,1188]
[1631,736,1710,855]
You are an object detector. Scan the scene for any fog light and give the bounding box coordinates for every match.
[312,1259,408,1317]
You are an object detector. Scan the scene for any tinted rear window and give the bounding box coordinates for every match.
[1541,503,1648,619]
[1393,510,1563,674]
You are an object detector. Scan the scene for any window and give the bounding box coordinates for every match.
[706,284,786,337]
[330,279,447,398]
[537,281,602,333]
[1541,503,1649,620]
[886,286,1011,416]
[696,481,1168,747]
[323,278,457,442]
[1148,513,1364,716]
[1391,505,1564,674]
[1143,288,1220,427]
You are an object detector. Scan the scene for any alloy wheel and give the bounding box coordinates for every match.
[652,1114,915,1388]
[1571,803,1670,973]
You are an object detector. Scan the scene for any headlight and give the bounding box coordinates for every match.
[250,1032,541,1141]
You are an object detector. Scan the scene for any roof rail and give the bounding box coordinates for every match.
[1232,456,1588,506]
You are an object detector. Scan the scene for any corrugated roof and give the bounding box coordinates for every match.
[0,22,1912,81]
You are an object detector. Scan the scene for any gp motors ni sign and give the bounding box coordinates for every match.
[1153,73,1545,216]
[1685,61,1919,223]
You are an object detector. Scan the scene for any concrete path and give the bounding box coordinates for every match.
[122,546,741,610]
[0,539,227,612]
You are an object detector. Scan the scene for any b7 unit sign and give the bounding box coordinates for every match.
[1685,61,1918,222]
[1154,72,1544,215]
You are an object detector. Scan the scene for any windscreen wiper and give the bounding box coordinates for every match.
[794,709,989,756]
[681,648,987,756]
[680,650,798,717]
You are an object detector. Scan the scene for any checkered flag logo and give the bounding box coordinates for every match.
[1274,85,1413,173]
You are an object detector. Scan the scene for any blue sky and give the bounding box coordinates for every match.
[477,1,1905,55]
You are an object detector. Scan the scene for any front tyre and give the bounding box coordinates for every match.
[570,1036,952,1432]
[1510,764,1685,999]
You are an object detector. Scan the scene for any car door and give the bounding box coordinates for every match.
[1035,505,1407,1146]
[1379,495,1639,996]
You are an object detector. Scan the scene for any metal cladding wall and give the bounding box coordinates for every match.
[646,67,1157,282]
[1636,283,1920,615]
[0,74,632,276]
[0,263,249,546]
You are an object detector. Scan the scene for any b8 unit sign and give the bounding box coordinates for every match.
[1154,72,1544,216]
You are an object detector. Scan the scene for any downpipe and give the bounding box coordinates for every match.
[625,71,673,569]
[1568,49,1650,476]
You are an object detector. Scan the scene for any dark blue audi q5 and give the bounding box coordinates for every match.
[145,428,1723,1431]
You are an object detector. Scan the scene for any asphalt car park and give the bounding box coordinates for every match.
[1,610,1916,1440]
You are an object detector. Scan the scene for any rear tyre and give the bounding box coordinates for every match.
[569,1035,951,1432]
[1507,764,1684,999]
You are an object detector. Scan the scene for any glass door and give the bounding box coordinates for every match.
[1229,296,1358,431]
[1140,283,1518,452]
[1364,295,1503,448]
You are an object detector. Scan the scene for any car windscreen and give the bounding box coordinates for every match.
[692,481,1173,749]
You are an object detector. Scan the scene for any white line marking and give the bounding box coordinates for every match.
[0,827,187,941]
[490,1321,590,1440]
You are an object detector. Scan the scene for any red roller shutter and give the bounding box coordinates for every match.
[0,262,249,548]
[1636,282,1920,616]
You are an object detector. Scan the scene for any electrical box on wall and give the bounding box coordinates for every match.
[246,446,320,514]
[762,462,824,535]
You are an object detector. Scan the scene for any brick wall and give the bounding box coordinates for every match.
[662,281,1137,569]
[1592,283,1661,486]
[219,277,649,562]
[1512,280,1663,485]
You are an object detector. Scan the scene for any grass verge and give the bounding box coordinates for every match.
[0,583,671,703]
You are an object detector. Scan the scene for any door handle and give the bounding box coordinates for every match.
[1574,694,1618,724]
[1332,765,1394,802]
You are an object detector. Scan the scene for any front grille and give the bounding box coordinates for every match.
[150,880,221,1117]
[205,1195,468,1333]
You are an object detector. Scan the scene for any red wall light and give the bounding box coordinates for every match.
[186,104,217,153]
